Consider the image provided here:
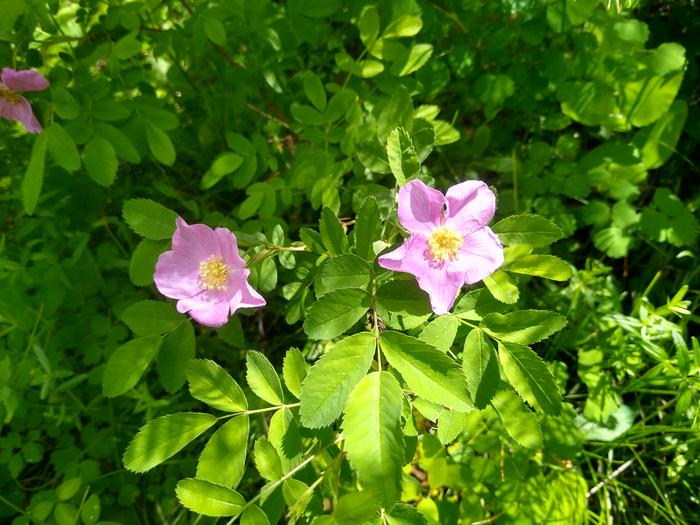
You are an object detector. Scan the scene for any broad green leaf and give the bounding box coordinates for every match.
[335,52,385,78]
[334,491,381,525]
[633,99,688,169]
[202,152,244,190]
[492,214,564,246]
[303,289,371,340]
[204,17,226,45]
[113,32,141,59]
[102,336,162,398]
[95,122,141,163]
[54,502,78,525]
[358,6,380,48]
[319,207,349,255]
[412,118,435,163]
[481,310,566,345]
[491,390,542,449]
[254,437,282,481]
[52,87,80,120]
[268,408,302,468]
[316,254,372,297]
[22,133,48,215]
[354,197,381,261]
[398,43,433,76]
[129,239,167,286]
[383,16,423,38]
[146,124,176,165]
[121,300,182,336]
[380,331,472,412]
[290,103,325,126]
[376,279,432,317]
[377,86,412,143]
[186,359,248,412]
[625,71,684,128]
[300,332,375,428]
[46,123,80,172]
[175,478,245,517]
[418,316,459,353]
[436,409,468,445]
[650,42,686,76]
[283,478,322,517]
[386,127,419,186]
[433,120,460,145]
[84,136,118,187]
[385,504,429,525]
[241,505,270,525]
[498,342,562,415]
[197,416,249,488]
[303,73,326,112]
[157,321,195,393]
[246,351,284,405]
[462,328,499,409]
[124,413,216,472]
[504,255,572,281]
[343,372,404,508]
[483,270,519,304]
[324,88,358,123]
[282,348,306,399]
[122,198,178,240]
[80,494,101,525]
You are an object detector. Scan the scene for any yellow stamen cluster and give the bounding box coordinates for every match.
[0,86,22,105]
[427,226,464,263]
[199,256,229,291]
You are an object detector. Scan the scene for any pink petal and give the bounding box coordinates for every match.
[451,227,504,284]
[172,217,221,261]
[444,181,496,236]
[215,227,246,269]
[2,68,49,92]
[397,179,446,235]
[228,270,266,313]
[378,235,463,314]
[0,96,42,133]
[154,250,202,300]
[177,292,231,327]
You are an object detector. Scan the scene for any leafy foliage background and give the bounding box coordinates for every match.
[1,0,698,524]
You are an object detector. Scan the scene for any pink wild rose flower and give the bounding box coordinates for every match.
[154,218,266,327]
[0,68,49,133]
[378,179,504,315]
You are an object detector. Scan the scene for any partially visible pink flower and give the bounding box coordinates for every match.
[0,68,49,134]
[154,218,266,327]
[378,179,504,315]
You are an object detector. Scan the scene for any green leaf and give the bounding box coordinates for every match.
[437,409,468,445]
[354,198,381,261]
[492,214,564,246]
[303,72,326,112]
[411,118,435,163]
[241,505,270,525]
[84,136,118,187]
[175,478,245,517]
[483,270,519,304]
[122,198,178,240]
[335,52,385,78]
[380,331,472,412]
[386,127,419,186]
[146,123,176,165]
[22,133,48,215]
[202,152,244,190]
[433,120,460,145]
[398,43,433,76]
[319,207,349,255]
[268,408,303,468]
[80,494,101,525]
[300,332,375,428]
[121,300,182,336]
[626,71,684,128]
[498,342,562,415]
[462,328,499,409]
[124,413,217,472]
[187,359,248,412]
[46,123,80,172]
[358,6,380,49]
[481,310,566,345]
[385,504,429,525]
[95,123,141,163]
[52,87,80,120]
[383,15,423,38]
[316,254,372,297]
[334,491,381,525]
[491,390,543,449]
[504,255,572,281]
[113,32,141,59]
[418,316,459,353]
[282,348,306,399]
[102,336,162,398]
[650,42,686,76]
[254,438,282,481]
[129,239,167,286]
[303,289,371,340]
[246,351,284,405]
[290,103,326,126]
[633,99,688,170]
[204,17,227,45]
[377,86,412,143]
[197,416,249,488]
[343,371,405,508]
[157,322,196,393]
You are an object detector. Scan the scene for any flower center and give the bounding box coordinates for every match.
[0,85,22,105]
[199,256,229,291]
[427,226,464,262]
